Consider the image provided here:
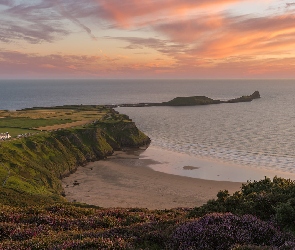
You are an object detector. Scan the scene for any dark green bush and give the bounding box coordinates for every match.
[189,177,295,230]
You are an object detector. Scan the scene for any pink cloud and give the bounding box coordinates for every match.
[97,0,240,27]
[141,12,295,61]
[155,15,224,43]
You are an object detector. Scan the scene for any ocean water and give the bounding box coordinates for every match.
[1,79,295,176]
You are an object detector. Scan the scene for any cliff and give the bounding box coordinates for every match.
[0,113,150,206]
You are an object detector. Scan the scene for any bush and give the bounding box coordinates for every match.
[189,177,295,229]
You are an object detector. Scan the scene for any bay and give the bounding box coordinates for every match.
[1,79,295,178]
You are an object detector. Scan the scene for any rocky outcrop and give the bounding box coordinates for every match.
[225,91,261,103]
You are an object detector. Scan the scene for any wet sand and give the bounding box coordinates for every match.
[62,149,242,209]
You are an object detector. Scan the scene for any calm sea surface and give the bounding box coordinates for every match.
[1,79,295,175]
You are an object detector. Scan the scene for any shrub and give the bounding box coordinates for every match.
[189,177,295,229]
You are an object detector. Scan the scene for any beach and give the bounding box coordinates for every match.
[62,147,243,209]
[62,146,295,209]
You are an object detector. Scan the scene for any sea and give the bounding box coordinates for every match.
[1,79,295,181]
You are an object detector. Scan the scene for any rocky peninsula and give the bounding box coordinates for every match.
[107,91,260,107]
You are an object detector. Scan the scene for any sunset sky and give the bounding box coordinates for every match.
[1,0,295,79]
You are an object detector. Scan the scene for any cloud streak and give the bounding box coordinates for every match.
[0,0,99,43]
[0,1,68,43]
[51,0,98,41]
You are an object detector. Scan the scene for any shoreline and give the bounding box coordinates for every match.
[62,148,243,209]
[140,145,295,182]
[62,145,295,209]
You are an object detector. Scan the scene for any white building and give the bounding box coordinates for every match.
[0,132,11,140]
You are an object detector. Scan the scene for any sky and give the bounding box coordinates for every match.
[1,0,295,79]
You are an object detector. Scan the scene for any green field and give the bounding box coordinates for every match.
[0,105,109,137]
[0,117,70,129]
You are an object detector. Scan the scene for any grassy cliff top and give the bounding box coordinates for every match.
[0,105,119,137]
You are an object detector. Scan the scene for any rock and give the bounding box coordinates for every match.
[250,91,261,99]
[226,91,261,103]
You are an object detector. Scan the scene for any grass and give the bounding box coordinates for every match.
[0,105,109,138]
[0,117,70,129]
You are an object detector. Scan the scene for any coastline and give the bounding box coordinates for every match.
[62,147,242,209]
[62,145,295,209]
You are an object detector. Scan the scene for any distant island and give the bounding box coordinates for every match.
[107,91,260,107]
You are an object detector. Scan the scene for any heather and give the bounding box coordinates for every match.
[2,169,295,249]
[0,204,187,249]
[0,203,295,249]
[169,213,294,250]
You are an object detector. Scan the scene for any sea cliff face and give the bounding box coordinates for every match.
[0,114,150,206]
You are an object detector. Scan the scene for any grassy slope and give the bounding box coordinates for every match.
[0,107,150,207]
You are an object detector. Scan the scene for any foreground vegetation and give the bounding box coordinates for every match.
[1,177,295,249]
[1,105,295,249]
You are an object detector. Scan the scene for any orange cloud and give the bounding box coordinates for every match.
[97,0,240,27]
[155,14,224,43]
[143,13,295,62]
[195,14,295,59]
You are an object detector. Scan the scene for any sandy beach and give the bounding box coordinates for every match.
[62,148,243,209]
[62,144,295,209]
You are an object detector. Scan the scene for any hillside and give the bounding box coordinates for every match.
[0,105,150,207]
